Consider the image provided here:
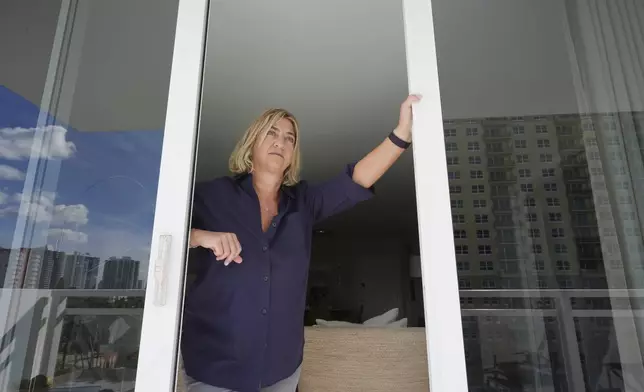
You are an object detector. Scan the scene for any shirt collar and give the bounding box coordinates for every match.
[235,173,295,200]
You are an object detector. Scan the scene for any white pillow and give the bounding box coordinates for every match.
[362,308,399,326]
[386,318,408,328]
[315,319,361,327]
[315,317,408,328]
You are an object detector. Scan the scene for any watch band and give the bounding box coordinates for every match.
[388,131,412,149]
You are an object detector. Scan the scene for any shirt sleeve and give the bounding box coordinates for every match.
[303,163,375,224]
[188,182,211,277]
[191,182,209,230]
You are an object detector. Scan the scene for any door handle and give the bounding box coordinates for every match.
[154,234,172,306]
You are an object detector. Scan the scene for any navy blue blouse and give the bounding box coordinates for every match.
[181,163,374,392]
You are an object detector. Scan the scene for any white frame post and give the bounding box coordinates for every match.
[134,0,209,390]
[402,0,469,391]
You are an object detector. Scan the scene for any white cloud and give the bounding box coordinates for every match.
[52,204,89,225]
[0,125,76,160]
[14,191,56,208]
[0,165,25,180]
[0,191,8,205]
[12,191,56,222]
[3,192,89,226]
[48,228,88,243]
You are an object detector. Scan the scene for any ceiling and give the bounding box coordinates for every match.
[195,0,420,238]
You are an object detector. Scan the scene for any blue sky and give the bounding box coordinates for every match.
[0,85,164,280]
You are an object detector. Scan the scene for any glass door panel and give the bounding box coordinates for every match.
[0,1,207,391]
[407,0,644,391]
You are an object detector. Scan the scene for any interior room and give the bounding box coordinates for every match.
[191,0,424,329]
[186,0,429,388]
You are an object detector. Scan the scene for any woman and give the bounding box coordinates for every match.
[182,95,421,392]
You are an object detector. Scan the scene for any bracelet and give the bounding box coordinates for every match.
[388,131,412,150]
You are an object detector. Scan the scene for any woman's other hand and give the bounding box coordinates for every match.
[190,229,243,265]
[393,94,422,142]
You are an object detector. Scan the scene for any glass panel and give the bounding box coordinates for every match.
[0,1,179,391]
[428,0,644,390]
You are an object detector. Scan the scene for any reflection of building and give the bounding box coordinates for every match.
[39,248,67,289]
[64,252,100,289]
[0,247,9,285]
[444,113,644,293]
[100,256,140,289]
[445,113,644,391]
[0,247,101,289]
[2,247,44,288]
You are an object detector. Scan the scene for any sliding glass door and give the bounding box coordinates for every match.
[0,0,207,391]
[407,0,644,391]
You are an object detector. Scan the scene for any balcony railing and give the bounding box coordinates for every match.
[2,288,644,391]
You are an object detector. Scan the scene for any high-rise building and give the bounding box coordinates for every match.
[38,248,67,289]
[62,252,100,289]
[100,256,140,289]
[2,247,45,289]
[0,248,9,286]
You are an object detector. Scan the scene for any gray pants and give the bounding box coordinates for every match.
[185,365,302,392]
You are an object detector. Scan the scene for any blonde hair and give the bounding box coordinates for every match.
[229,108,301,186]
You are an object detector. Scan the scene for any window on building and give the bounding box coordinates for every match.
[521,184,534,192]
[544,183,558,192]
[473,199,487,208]
[516,154,529,163]
[454,229,467,239]
[469,156,482,164]
[472,185,485,194]
[479,246,493,256]
[475,214,489,223]
[542,168,556,177]
[453,214,466,224]
[537,139,551,148]
[546,197,560,207]
[552,228,565,238]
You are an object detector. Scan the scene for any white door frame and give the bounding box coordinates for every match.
[402,0,469,391]
[136,0,471,390]
[134,0,210,390]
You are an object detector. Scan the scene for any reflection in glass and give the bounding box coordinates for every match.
[0,0,178,390]
[430,0,644,390]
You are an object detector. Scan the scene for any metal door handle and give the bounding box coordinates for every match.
[154,234,172,306]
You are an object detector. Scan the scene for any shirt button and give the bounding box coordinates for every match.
[262,245,268,251]
[271,222,277,228]
[261,308,267,315]
[263,276,269,282]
